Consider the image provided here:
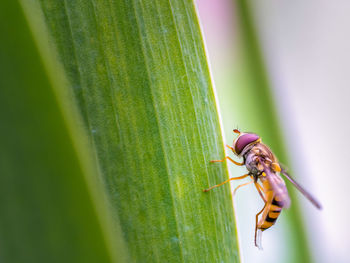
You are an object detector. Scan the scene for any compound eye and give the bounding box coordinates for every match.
[234,133,260,155]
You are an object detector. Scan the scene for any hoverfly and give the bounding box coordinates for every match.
[203,129,322,249]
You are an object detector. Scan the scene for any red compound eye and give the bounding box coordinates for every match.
[234,133,260,155]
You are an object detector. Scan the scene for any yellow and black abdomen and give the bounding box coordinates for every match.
[259,195,283,231]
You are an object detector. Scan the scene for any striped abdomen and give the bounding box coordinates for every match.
[258,195,284,231]
[257,168,290,231]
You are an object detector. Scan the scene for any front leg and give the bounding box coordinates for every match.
[203,174,249,192]
[254,181,267,203]
[210,156,244,166]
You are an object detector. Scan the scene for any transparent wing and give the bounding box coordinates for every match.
[280,168,322,210]
[263,166,291,208]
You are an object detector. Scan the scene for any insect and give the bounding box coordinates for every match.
[203,129,322,249]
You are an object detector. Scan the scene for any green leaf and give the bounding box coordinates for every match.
[20,0,241,262]
[0,1,127,263]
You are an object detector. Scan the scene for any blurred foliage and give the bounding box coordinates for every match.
[215,0,313,262]
[0,0,241,262]
[0,1,127,262]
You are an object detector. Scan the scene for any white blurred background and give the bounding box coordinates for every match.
[196,0,350,262]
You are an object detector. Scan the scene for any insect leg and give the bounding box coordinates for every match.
[255,201,268,248]
[210,156,244,166]
[203,174,249,192]
[225,144,239,155]
[233,180,254,196]
[225,144,235,152]
[254,182,267,203]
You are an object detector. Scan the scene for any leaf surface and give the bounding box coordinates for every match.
[22,0,242,262]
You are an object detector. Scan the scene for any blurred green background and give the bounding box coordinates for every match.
[197,0,349,263]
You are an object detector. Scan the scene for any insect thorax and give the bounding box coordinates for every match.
[243,143,276,176]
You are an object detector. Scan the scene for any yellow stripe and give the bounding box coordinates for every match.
[270,205,282,211]
[261,221,274,229]
[268,211,280,219]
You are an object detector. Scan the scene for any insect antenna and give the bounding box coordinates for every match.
[233,128,241,134]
